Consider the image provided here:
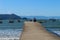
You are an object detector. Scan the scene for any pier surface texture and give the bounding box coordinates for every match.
[20,22,60,40]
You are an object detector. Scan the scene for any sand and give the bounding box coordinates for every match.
[20,21,60,40]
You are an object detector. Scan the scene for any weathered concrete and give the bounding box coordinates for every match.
[20,22,60,40]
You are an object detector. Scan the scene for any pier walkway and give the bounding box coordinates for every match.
[20,22,60,40]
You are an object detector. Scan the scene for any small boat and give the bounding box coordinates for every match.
[0,20,2,23]
[9,20,14,23]
[17,19,20,22]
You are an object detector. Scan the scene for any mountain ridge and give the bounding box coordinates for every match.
[21,16,60,19]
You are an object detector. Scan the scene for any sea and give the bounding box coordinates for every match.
[0,20,60,40]
[0,20,24,40]
[41,20,60,37]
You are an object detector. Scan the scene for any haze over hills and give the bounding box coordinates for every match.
[21,16,60,19]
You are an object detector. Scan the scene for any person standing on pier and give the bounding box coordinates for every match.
[33,18,36,22]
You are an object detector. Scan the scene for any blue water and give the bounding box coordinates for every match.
[0,20,24,29]
[0,20,24,40]
[46,28,60,36]
[41,21,60,37]
[0,20,60,40]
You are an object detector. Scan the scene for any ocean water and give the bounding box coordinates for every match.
[0,20,60,40]
[46,28,60,36]
[41,20,60,37]
[0,20,24,40]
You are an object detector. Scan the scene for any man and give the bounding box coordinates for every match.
[33,18,36,22]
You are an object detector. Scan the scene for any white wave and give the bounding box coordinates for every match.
[0,38,19,40]
[53,31,60,36]
[0,29,22,38]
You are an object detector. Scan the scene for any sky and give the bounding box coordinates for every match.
[0,0,60,16]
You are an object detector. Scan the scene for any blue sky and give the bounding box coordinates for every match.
[0,0,60,16]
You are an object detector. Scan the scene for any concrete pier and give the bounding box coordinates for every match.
[20,22,60,40]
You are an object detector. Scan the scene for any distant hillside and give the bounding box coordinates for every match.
[48,16,60,19]
[21,16,60,19]
[21,16,49,19]
[0,14,21,20]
